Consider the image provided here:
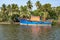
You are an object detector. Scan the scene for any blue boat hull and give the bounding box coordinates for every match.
[20,19,52,26]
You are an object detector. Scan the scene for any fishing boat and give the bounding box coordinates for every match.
[19,16,52,26]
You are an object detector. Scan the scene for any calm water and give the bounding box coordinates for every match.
[0,24,60,40]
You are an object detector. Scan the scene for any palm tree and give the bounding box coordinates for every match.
[27,0,33,11]
[20,6,29,18]
[7,4,11,15]
[0,7,2,21]
[1,4,7,21]
[1,4,7,14]
[35,1,42,17]
[11,4,19,22]
[11,4,19,13]
[20,6,24,18]
[6,4,12,21]
[27,0,33,18]
[35,1,41,9]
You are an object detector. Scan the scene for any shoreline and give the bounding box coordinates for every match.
[0,22,20,24]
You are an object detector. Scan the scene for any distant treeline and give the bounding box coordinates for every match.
[0,0,60,22]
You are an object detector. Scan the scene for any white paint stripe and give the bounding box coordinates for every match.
[20,23,51,26]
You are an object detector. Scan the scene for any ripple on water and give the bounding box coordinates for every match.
[0,25,60,40]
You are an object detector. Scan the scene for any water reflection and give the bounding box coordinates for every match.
[31,26,40,40]
[0,25,60,40]
[31,26,52,40]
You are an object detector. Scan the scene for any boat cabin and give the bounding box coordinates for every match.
[30,16,40,21]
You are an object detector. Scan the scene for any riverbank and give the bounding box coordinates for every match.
[0,22,20,24]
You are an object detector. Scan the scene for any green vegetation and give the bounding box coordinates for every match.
[0,0,60,22]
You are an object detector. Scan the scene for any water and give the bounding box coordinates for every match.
[0,24,60,40]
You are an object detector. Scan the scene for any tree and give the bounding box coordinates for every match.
[1,4,6,12]
[6,4,12,21]
[20,6,25,18]
[35,1,41,9]
[20,6,30,18]
[43,3,52,12]
[27,0,33,11]
[56,6,60,16]
[1,4,8,21]
[48,9,58,19]
[11,4,19,22]
[11,4,19,12]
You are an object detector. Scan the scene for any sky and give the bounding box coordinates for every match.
[0,0,60,10]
